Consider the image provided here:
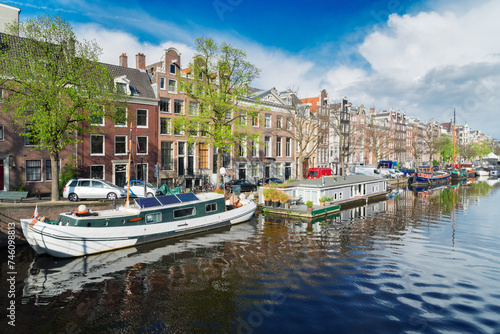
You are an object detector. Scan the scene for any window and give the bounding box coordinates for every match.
[160,77,165,90]
[161,141,173,170]
[24,124,36,146]
[160,118,171,135]
[286,117,292,130]
[146,212,162,223]
[189,101,199,116]
[264,136,271,157]
[251,141,258,158]
[277,116,282,128]
[276,162,282,176]
[173,207,195,219]
[91,134,104,155]
[160,98,170,113]
[116,82,127,93]
[252,115,259,127]
[45,160,52,181]
[168,79,176,93]
[251,164,258,177]
[199,143,209,169]
[137,136,148,154]
[26,160,41,181]
[174,100,184,114]
[265,114,271,128]
[137,109,147,127]
[276,137,282,157]
[170,63,176,74]
[0,125,4,141]
[205,203,217,213]
[115,107,127,126]
[239,140,246,157]
[174,122,183,136]
[286,138,291,157]
[225,110,231,120]
[90,165,104,179]
[115,135,127,155]
[90,106,104,126]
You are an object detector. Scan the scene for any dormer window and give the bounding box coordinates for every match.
[114,76,131,95]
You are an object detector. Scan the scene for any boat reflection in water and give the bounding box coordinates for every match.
[23,222,256,299]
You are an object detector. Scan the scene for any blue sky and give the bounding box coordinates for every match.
[4,0,500,138]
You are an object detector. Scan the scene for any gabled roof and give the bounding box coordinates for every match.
[104,63,155,99]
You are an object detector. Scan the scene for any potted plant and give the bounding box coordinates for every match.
[263,188,272,207]
[280,192,290,209]
[319,196,328,207]
[271,189,281,208]
[325,197,333,205]
[306,201,313,212]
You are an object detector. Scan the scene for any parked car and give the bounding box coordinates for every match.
[354,166,383,178]
[225,180,257,193]
[378,169,393,178]
[307,167,333,179]
[389,169,404,178]
[63,179,127,202]
[124,180,158,198]
[257,178,283,186]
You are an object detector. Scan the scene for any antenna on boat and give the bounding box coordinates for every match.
[126,122,133,209]
[452,109,456,171]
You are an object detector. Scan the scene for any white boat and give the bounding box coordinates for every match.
[475,168,489,176]
[489,168,499,177]
[21,192,256,258]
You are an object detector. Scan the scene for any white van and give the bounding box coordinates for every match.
[354,166,383,178]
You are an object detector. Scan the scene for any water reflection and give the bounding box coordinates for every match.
[12,178,500,333]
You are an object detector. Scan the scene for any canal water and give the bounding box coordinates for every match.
[1,178,500,333]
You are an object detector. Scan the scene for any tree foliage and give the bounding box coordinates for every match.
[0,14,126,201]
[176,37,261,188]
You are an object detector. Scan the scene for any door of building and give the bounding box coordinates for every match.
[0,160,4,190]
[114,164,127,187]
[239,164,246,180]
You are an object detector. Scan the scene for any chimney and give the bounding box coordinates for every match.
[370,108,375,114]
[119,53,128,67]
[136,53,146,70]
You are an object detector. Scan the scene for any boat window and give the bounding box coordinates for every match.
[146,212,162,223]
[205,203,217,213]
[174,207,195,219]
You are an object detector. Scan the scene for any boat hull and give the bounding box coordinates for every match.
[21,200,256,258]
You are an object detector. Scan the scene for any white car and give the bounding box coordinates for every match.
[124,180,158,198]
[63,179,127,202]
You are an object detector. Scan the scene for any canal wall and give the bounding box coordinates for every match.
[0,200,117,248]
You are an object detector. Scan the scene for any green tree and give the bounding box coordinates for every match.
[177,37,261,188]
[435,135,456,163]
[0,15,126,201]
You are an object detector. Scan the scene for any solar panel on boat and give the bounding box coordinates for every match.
[177,192,199,202]
[135,197,162,208]
[157,194,181,206]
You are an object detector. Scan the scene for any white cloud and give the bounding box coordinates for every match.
[332,0,500,137]
[74,23,196,69]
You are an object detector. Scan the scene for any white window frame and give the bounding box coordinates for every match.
[0,125,4,141]
[114,107,127,127]
[168,79,177,93]
[160,118,171,135]
[90,134,105,156]
[265,114,271,128]
[160,98,170,113]
[160,77,165,90]
[137,136,148,155]
[114,135,127,156]
[136,109,148,128]
[26,159,42,182]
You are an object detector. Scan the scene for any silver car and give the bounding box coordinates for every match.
[63,179,127,202]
